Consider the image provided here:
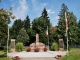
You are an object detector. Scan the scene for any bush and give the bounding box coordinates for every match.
[34,47,39,52]
[3,46,10,52]
[15,42,23,52]
[43,47,48,52]
[26,47,31,52]
[52,42,58,51]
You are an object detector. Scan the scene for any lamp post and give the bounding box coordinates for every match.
[7,24,9,57]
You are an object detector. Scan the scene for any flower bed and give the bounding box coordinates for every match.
[12,56,20,60]
[26,47,31,52]
[43,47,48,52]
[34,47,39,52]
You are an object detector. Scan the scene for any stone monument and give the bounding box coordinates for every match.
[30,34,46,52]
[59,39,64,51]
[10,39,15,52]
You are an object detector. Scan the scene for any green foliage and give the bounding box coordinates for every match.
[54,3,78,46]
[3,46,10,52]
[55,3,68,42]
[0,8,15,46]
[27,28,35,45]
[52,42,58,51]
[15,42,23,52]
[10,19,23,39]
[32,17,51,45]
[77,20,80,44]
[24,15,30,30]
[68,12,78,45]
[62,48,80,60]
[16,28,29,45]
[41,8,49,19]
[0,9,8,41]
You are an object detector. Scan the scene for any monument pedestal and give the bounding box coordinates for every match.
[59,39,64,51]
[29,34,46,52]
[10,39,15,52]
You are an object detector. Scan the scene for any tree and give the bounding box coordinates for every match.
[0,0,1,2]
[16,28,29,45]
[68,12,78,45]
[32,17,51,45]
[32,8,52,45]
[41,8,50,27]
[55,3,78,46]
[10,19,23,39]
[27,28,35,45]
[0,8,15,45]
[49,26,56,45]
[41,8,49,19]
[23,15,30,31]
[54,3,68,44]
[77,20,80,44]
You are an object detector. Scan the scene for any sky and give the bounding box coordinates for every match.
[0,0,80,26]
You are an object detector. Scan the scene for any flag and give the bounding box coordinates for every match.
[46,26,48,37]
[65,12,68,30]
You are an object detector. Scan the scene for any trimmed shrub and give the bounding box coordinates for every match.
[26,47,31,52]
[43,47,48,52]
[15,42,23,52]
[52,42,58,51]
[34,47,39,52]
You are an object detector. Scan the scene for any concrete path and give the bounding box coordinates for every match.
[8,51,67,60]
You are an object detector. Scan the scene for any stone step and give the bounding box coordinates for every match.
[19,57,57,60]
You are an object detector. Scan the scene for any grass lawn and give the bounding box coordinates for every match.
[0,51,11,60]
[61,48,80,60]
[0,57,11,60]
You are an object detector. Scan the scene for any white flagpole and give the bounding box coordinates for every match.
[47,26,49,50]
[65,12,68,54]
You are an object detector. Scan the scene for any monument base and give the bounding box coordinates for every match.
[59,48,64,51]
[10,48,15,52]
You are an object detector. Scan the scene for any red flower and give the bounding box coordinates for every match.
[34,47,39,52]
[14,56,19,59]
[27,47,31,52]
[57,55,62,58]
[13,56,20,60]
[43,47,48,52]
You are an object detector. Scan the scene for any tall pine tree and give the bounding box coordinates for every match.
[23,15,30,31]
[55,3,78,46]
[55,3,68,43]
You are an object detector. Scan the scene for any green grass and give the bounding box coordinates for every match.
[0,51,11,60]
[0,57,11,60]
[61,48,80,60]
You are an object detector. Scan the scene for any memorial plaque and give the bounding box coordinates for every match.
[59,39,64,51]
[10,39,15,52]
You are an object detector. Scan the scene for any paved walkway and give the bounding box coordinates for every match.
[8,51,67,60]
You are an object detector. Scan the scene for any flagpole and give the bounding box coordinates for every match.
[65,12,68,54]
[47,26,49,50]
